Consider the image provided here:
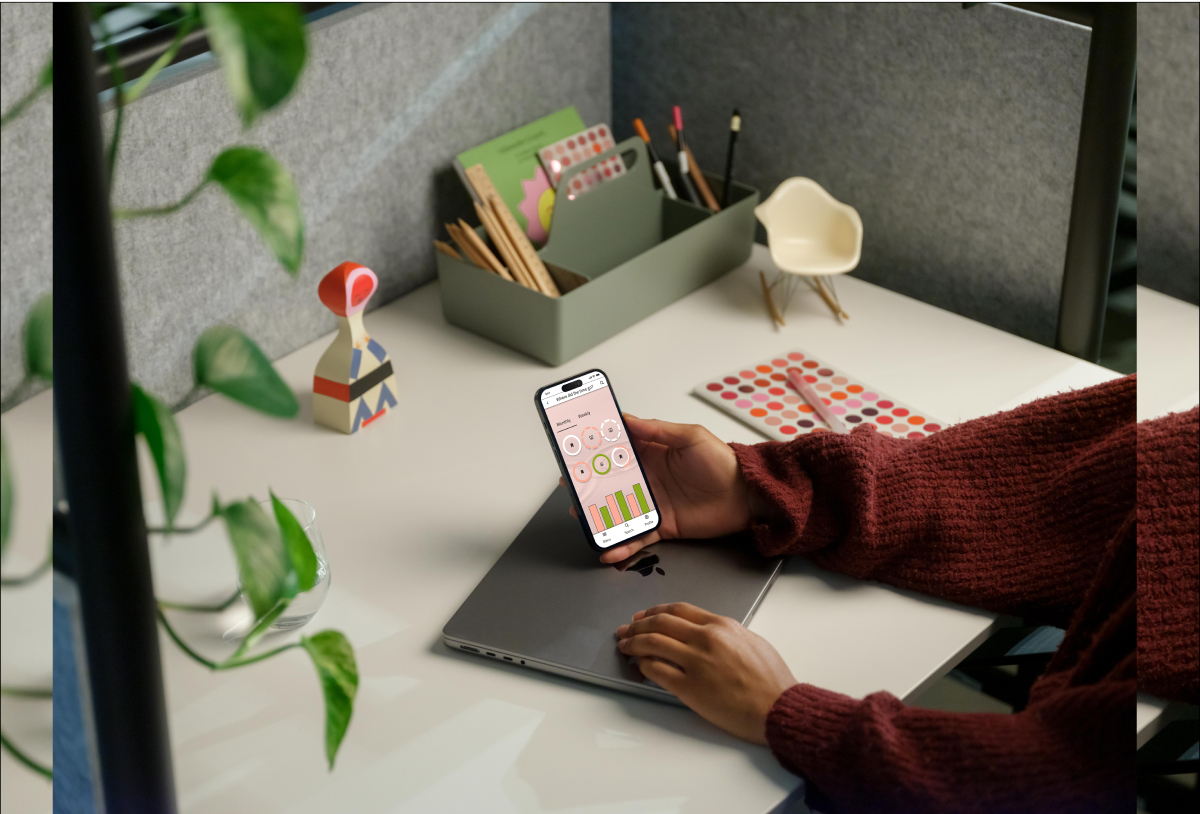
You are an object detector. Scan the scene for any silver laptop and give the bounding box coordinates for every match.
[443,487,783,702]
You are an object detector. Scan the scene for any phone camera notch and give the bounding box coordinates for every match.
[562,379,583,391]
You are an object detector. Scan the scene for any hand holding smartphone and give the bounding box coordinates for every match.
[536,371,662,552]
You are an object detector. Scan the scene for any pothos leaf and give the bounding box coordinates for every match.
[272,491,318,592]
[193,326,298,418]
[301,630,358,769]
[219,498,298,620]
[207,147,304,274]
[132,384,187,530]
[23,294,52,383]
[201,3,307,128]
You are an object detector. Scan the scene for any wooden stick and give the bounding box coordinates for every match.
[479,189,545,295]
[760,270,785,326]
[686,144,722,212]
[812,276,849,321]
[669,124,721,212]
[434,240,462,261]
[465,164,560,297]
[445,223,489,271]
[488,201,539,291]
[474,201,531,289]
[476,201,537,291]
[457,218,513,282]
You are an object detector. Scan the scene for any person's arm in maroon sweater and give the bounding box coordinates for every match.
[732,375,1137,628]
[1136,406,1199,703]
[728,377,1143,812]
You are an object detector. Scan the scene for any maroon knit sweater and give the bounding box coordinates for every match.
[730,375,1198,814]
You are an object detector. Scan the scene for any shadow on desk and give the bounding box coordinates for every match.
[430,634,800,809]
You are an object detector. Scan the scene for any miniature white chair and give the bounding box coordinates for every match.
[754,177,863,324]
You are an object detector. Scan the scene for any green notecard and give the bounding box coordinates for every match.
[456,107,586,246]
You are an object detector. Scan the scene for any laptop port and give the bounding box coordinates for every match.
[460,645,479,653]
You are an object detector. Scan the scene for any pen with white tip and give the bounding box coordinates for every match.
[634,117,677,200]
[672,105,701,206]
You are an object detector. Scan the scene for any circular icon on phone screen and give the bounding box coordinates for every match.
[581,427,601,449]
[600,419,622,441]
[562,435,581,456]
[591,453,611,475]
[611,446,630,467]
[572,461,592,482]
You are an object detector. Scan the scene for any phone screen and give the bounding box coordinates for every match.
[539,371,660,549]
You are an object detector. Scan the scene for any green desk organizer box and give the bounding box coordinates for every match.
[436,136,759,365]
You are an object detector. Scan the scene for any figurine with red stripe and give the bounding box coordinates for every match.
[313,262,398,434]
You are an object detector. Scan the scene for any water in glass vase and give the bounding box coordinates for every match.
[273,554,331,630]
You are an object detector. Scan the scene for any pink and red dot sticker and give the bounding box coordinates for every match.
[695,350,944,442]
[539,124,624,199]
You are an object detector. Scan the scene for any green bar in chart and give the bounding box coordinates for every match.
[615,492,632,522]
[599,505,614,529]
[633,483,649,514]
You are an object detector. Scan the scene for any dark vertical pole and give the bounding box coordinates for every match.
[53,4,177,812]
[1055,3,1136,361]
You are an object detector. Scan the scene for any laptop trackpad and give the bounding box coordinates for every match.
[443,488,782,693]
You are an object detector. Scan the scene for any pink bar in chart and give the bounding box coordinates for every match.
[626,494,641,518]
[588,504,605,534]
[605,494,621,524]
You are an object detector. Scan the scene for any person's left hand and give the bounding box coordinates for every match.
[615,602,797,745]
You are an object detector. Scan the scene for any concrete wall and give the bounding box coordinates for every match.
[612,2,1091,347]
[1138,3,1200,304]
[0,3,53,406]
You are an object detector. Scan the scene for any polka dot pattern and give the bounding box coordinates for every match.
[696,350,946,443]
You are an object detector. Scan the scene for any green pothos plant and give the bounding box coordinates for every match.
[0,2,358,776]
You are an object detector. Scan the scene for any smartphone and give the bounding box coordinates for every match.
[535,370,662,552]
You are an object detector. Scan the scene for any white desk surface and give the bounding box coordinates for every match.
[1132,285,1200,748]
[4,244,1143,814]
[1136,285,1200,422]
[0,388,53,813]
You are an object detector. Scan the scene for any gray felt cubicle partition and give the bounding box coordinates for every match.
[1,3,613,408]
[1138,3,1200,305]
[612,2,1093,348]
[5,4,1199,407]
[0,3,52,406]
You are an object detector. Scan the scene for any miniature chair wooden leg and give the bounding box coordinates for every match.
[760,270,786,326]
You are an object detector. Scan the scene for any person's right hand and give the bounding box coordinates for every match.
[562,415,753,563]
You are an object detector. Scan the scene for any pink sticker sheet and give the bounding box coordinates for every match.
[693,350,944,441]
[538,124,626,200]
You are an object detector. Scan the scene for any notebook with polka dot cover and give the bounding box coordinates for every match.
[693,350,944,441]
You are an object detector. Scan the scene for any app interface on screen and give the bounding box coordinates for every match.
[541,372,659,549]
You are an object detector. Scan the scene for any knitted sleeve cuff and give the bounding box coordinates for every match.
[731,441,817,557]
[765,683,862,778]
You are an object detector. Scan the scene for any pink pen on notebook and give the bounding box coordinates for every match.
[786,368,848,434]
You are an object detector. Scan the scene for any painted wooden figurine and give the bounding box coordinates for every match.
[313,262,398,434]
